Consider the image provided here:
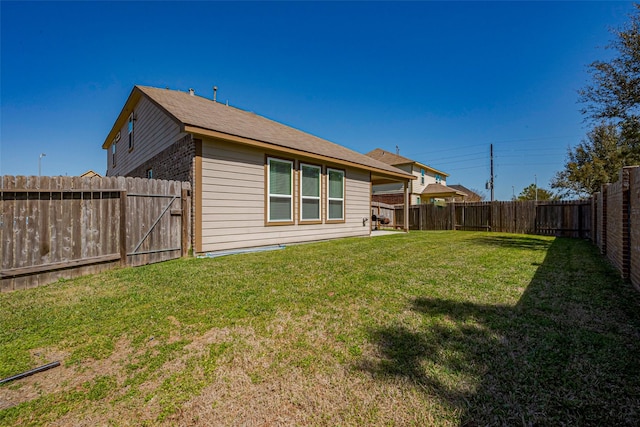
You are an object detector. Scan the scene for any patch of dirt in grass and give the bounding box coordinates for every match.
[136,325,241,396]
[1,314,456,425]
[173,360,446,426]
[0,337,130,411]
[163,313,453,426]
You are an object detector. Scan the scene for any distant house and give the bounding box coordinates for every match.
[448,184,483,202]
[102,86,414,254]
[366,148,466,205]
[80,170,102,178]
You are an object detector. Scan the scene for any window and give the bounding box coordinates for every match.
[416,196,421,204]
[146,168,153,179]
[111,141,116,167]
[300,163,321,221]
[435,174,442,184]
[421,168,425,185]
[267,158,293,222]
[327,168,345,221]
[128,112,134,151]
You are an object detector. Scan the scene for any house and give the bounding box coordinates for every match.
[365,148,466,205]
[102,85,414,254]
[448,184,484,202]
[80,170,102,178]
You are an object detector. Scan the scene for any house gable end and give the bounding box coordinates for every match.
[104,88,185,177]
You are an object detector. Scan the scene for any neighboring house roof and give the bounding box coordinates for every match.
[103,86,414,183]
[421,183,467,198]
[80,170,101,178]
[365,148,448,177]
[448,184,483,201]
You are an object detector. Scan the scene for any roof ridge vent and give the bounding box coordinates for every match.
[189,88,195,96]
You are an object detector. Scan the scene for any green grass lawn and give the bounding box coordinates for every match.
[1,231,640,426]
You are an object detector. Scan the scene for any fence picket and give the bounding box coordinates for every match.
[1,176,191,291]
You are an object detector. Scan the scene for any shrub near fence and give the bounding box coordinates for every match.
[1,176,191,292]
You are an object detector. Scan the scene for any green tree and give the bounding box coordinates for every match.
[552,123,624,198]
[517,183,558,201]
[579,4,640,135]
[554,5,640,198]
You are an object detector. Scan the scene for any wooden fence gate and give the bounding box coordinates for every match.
[1,176,191,292]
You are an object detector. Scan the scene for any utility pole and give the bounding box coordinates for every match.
[490,144,494,202]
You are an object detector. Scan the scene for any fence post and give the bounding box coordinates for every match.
[181,187,189,257]
[622,167,632,279]
[591,194,598,244]
[602,184,609,255]
[119,190,127,266]
[450,202,455,230]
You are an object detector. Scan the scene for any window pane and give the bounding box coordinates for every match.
[328,170,344,198]
[301,165,320,197]
[270,160,291,195]
[270,197,291,221]
[302,199,320,220]
[328,200,343,220]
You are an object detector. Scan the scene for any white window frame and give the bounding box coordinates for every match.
[421,168,425,185]
[299,163,322,222]
[128,112,135,151]
[267,157,294,223]
[326,168,345,222]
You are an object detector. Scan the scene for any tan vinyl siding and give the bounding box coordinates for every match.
[373,182,405,193]
[373,164,447,202]
[107,96,184,177]
[199,138,371,253]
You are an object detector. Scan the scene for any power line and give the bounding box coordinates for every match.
[404,134,579,159]
[445,165,488,172]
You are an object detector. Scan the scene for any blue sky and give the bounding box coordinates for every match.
[0,1,635,200]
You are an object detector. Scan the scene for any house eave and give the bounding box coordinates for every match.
[102,89,142,149]
[184,125,415,182]
[412,162,449,178]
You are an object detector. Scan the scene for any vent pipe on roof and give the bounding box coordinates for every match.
[189,88,195,96]
[213,86,218,102]
[396,145,400,155]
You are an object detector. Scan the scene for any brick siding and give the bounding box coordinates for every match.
[127,134,195,183]
[372,193,404,205]
[593,166,640,290]
[606,177,624,275]
[629,167,640,287]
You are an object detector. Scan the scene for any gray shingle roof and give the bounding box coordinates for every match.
[448,184,482,201]
[132,86,413,179]
[365,148,448,177]
[421,183,467,197]
[365,148,415,165]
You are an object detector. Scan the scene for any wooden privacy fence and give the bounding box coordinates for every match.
[593,165,640,287]
[370,201,396,229]
[1,176,191,292]
[394,200,591,238]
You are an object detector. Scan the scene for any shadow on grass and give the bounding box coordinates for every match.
[468,234,554,251]
[359,236,640,426]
